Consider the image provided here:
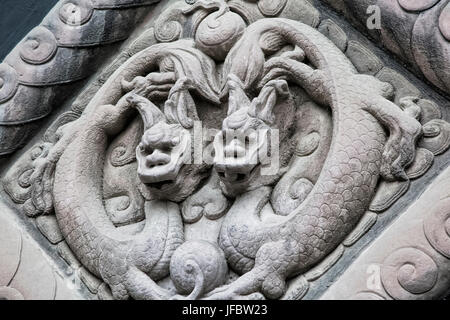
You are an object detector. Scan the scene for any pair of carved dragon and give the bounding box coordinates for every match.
[2,0,450,300]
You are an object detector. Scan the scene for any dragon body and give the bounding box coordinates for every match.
[51,40,221,300]
[209,19,422,299]
[53,101,184,300]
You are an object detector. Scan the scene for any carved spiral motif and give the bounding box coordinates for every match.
[0,63,19,103]
[381,247,439,299]
[289,178,314,201]
[19,27,57,65]
[110,144,136,167]
[59,0,94,26]
[169,240,228,297]
[295,132,320,156]
[18,169,34,189]
[155,20,183,43]
[424,200,450,258]
[195,11,246,61]
[108,195,131,212]
[419,119,450,155]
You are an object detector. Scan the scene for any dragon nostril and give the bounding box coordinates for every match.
[245,136,250,149]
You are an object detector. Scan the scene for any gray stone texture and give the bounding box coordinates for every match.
[0,0,449,301]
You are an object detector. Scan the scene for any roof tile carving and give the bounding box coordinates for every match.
[321,0,450,96]
[0,0,160,156]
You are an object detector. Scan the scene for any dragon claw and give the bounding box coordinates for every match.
[381,114,422,181]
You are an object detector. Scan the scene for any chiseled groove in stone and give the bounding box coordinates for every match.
[320,0,450,96]
[320,165,450,300]
[0,208,80,300]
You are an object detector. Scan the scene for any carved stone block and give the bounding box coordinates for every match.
[0,0,449,301]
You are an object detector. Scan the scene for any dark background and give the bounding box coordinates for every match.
[0,0,58,61]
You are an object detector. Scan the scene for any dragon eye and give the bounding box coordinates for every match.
[138,143,145,153]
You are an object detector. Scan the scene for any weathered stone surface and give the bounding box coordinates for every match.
[322,0,450,95]
[346,41,383,75]
[0,203,80,300]
[0,0,161,156]
[322,165,450,300]
[35,215,64,244]
[0,0,449,301]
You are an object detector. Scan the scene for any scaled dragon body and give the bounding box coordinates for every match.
[23,19,424,300]
[51,41,221,300]
[207,19,422,299]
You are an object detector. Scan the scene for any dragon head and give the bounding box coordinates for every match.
[214,75,295,196]
[136,120,190,186]
[127,93,207,202]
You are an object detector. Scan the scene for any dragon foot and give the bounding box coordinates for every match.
[108,267,172,300]
[203,282,265,300]
[203,264,284,300]
[121,72,176,101]
[365,96,423,181]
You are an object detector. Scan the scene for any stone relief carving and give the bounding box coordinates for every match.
[322,164,450,300]
[321,0,450,96]
[0,0,160,156]
[1,0,450,300]
[0,208,79,300]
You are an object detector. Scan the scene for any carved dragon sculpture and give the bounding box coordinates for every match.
[214,75,297,197]
[206,19,423,299]
[3,0,448,301]
[53,93,185,299]
[39,41,221,299]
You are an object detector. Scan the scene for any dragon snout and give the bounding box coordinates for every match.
[213,130,261,185]
[136,128,189,186]
[144,149,171,167]
[214,157,256,184]
[216,168,252,184]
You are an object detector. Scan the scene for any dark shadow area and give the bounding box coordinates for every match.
[0,0,58,61]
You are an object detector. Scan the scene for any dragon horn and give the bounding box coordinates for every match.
[126,93,165,130]
[227,74,251,115]
[251,79,289,123]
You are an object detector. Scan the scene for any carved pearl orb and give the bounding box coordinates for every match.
[195,11,246,61]
[169,240,228,296]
